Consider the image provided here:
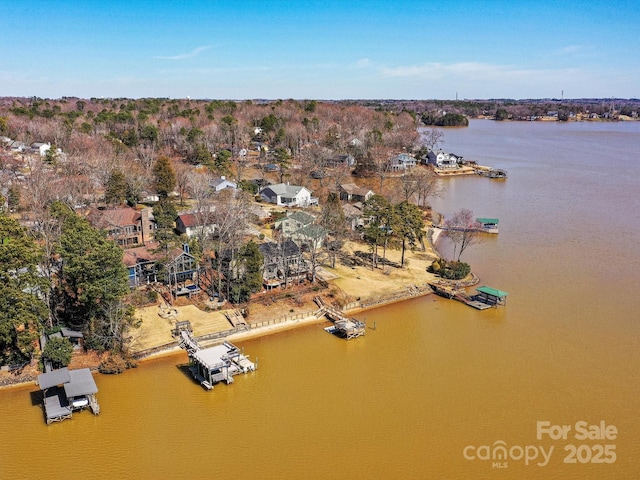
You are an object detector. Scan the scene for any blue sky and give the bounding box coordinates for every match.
[1,0,638,99]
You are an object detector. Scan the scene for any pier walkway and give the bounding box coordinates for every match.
[314,297,365,339]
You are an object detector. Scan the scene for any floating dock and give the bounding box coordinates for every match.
[174,321,256,390]
[473,165,508,178]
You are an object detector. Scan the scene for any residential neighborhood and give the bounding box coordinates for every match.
[4,94,625,385]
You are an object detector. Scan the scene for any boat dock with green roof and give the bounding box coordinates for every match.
[429,283,508,310]
[472,286,509,307]
[476,218,499,234]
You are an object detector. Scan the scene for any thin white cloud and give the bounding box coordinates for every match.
[355,58,371,68]
[559,45,584,55]
[155,46,211,60]
[379,61,583,84]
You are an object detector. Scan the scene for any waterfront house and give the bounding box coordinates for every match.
[87,207,155,247]
[165,244,198,284]
[388,153,417,171]
[259,239,308,288]
[274,211,326,250]
[39,328,85,360]
[259,183,318,207]
[290,224,326,250]
[122,245,162,287]
[425,150,461,169]
[339,183,374,203]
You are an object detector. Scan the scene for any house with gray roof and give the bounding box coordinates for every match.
[388,153,417,171]
[259,183,318,207]
[290,224,326,250]
[425,150,461,169]
[343,202,366,230]
[210,176,237,193]
[8,140,27,153]
[274,210,316,236]
[29,142,52,157]
[339,183,374,203]
[259,239,308,288]
[274,210,326,249]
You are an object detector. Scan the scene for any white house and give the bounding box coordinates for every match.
[260,183,318,207]
[30,142,52,157]
[175,212,216,238]
[425,150,461,169]
[210,176,237,193]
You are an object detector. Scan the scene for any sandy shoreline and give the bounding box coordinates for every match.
[136,284,436,363]
[1,230,443,386]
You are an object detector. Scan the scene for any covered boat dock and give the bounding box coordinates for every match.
[37,367,100,424]
[476,218,499,234]
[473,286,509,306]
[175,322,256,390]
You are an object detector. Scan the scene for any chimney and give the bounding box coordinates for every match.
[140,207,151,245]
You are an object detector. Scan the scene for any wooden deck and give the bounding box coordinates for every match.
[315,296,365,339]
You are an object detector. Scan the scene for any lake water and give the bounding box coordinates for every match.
[2,120,639,479]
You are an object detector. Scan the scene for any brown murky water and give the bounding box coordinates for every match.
[2,120,639,479]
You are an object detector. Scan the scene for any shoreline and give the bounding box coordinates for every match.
[138,285,435,362]
[0,286,437,390]
[1,232,444,389]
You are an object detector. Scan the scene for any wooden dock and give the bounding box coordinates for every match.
[174,321,256,390]
[314,297,365,340]
[428,283,507,310]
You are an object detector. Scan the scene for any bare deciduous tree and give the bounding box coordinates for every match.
[444,208,483,261]
[413,167,443,208]
[422,127,444,152]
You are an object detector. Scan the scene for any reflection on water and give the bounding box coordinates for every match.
[1,121,639,479]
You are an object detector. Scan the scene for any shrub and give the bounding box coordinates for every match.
[428,259,442,273]
[99,352,138,374]
[440,261,470,280]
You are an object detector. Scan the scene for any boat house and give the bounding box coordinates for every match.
[476,218,499,234]
[37,367,100,424]
[473,286,508,306]
[175,323,256,390]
